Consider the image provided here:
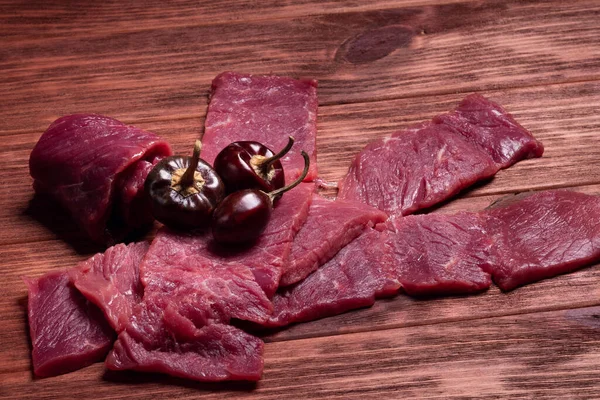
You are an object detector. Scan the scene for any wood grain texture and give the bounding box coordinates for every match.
[0,0,470,38]
[2,0,600,398]
[3,307,600,399]
[2,0,600,132]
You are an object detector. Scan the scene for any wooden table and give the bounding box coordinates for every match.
[2,0,600,398]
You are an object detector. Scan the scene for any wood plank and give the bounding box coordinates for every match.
[0,0,470,39]
[3,0,600,132]
[2,81,599,245]
[3,305,600,398]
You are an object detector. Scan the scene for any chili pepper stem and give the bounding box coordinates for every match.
[254,136,295,171]
[180,139,203,188]
[267,150,309,201]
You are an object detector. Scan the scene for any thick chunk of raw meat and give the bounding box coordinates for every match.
[29,114,172,244]
[105,296,264,382]
[68,242,149,332]
[434,94,544,168]
[280,195,387,286]
[203,72,318,182]
[383,213,493,296]
[24,270,114,377]
[338,95,543,215]
[114,159,158,230]
[485,190,600,290]
[266,228,401,327]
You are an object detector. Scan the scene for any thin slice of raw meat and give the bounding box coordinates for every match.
[280,195,387,286]
[29,114,172,244]
[433,94,544,168]
[485,190,600,291]
[68,242,149,332]
[105,296,264,382]
[266,228,400,327]
[24,270,114,377]
[338,95,543,215]
[338,123,498,215]
[383,213,493,296]
[140,229,273,325]
[204,72,318,182]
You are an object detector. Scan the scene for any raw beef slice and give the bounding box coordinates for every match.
[266,228,401,327]
[140,229,274,325]
[338,123,498,216]
[485,190,600,290]
[24,270,114,377]
[69,242,149,332]
[29,114,172,244]
[434,94,544,168]
[280,195,387,286]
[382,213,494,296]
[106,296,264,382]
[338,94,543,215]
[104,231,273,381]
[203,72,318,182]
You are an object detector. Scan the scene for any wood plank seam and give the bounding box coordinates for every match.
[264,298,600,343]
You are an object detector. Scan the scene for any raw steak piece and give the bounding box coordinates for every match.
[338,123,498,215]
[29,114,172,244]
[140,229,273,325]
[434,94,544,168]
[106,223,281,381]
[280,195,387,286]
[383,213,493,296]
[24,270,114,377]
[485,190,600,290]
[114,159,158,230]
[266,228,401,327]
[338,95,543,215]
[204,72,318,182]
[106,296,264,382]
[69,242,149,332]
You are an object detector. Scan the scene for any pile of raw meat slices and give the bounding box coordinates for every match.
[26,72,600,382]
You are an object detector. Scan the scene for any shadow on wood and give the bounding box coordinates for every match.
[102,369,259,392]
[23,194,155,255]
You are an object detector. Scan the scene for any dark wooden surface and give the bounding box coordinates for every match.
[2,0,600,398]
